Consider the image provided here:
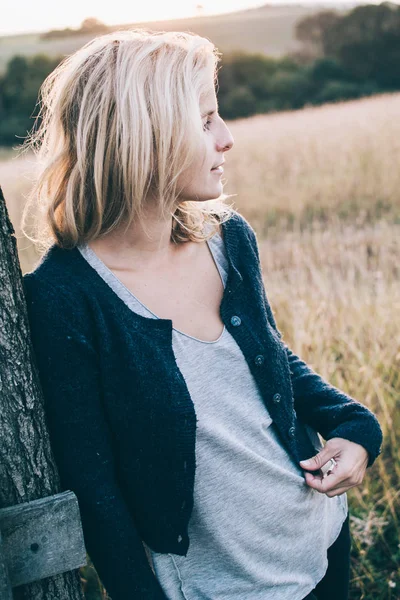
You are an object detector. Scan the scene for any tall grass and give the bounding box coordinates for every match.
[228,91,400,233]
[1,91,399,598]
[257,223,399,598]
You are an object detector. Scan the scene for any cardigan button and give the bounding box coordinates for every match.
[254,354,264,366]
[272,393,281,403]
[177,534,183,543]
[230,315,241,326]
[288,426,296,437]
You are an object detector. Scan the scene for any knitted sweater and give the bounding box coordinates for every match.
[22,209,383,600]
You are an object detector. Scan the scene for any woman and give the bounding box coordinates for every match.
[21,29,383,600]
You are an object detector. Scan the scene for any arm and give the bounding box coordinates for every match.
[243,217,383,468]
[281,344,382,468]
[23,274,167,600]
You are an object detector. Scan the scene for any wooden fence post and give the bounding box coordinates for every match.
[0,491,86,594]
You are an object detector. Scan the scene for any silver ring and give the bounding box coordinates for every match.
[321,457,337,477]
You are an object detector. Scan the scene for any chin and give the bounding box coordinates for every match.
[179,183,223,203]
[197,191,223,202]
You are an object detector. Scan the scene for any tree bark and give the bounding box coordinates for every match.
[0,186,86,600]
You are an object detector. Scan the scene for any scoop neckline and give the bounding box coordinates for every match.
[78,232,227,345]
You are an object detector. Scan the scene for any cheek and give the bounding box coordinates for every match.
[193,153,213,177]
[178,164,203,190]
[178,145,213,187]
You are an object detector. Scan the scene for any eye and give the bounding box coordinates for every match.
[203,118,212,132]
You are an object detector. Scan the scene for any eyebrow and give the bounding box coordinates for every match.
[201,109,217,118]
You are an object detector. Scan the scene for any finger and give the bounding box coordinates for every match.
[325,486,350,497]
[304,471,351,497]
[304,469,347,494]
[299,448,337,472]
[312,470,363,494]
[304,465,350,486]
[320,472,352,496]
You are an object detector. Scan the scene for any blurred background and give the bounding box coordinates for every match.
[1,1,399,598]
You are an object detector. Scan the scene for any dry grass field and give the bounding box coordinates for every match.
[227,91,400,231]
[1,91,399,598]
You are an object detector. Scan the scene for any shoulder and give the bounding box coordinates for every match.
[221,209,260,260]
[22,247,94,337]
[23,270,71,308]
[233,210,257,239]
[23,269,99,365]
[23,242,93,304]
[23,271,89,331]
[219,209,257,240]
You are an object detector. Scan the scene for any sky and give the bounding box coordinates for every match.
[1,0,394,36]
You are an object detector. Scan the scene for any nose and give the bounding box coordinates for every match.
[217,132,234,152]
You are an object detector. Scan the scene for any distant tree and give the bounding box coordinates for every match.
[79,17,109,33]
[323,3,400,56]
[266,69,319,110]
[40,16,109,40]
[295,10,340,58]
[0,54,61,145]
[314,79,379,104]
[223,86,257,119]
[323,3,400,87]
[40,27,75,40]
[217,51,277,112]
[221,52,277,87]
[309,57,351,83]
[295,3,400,90]
[314,80,362,104]
[217,52,305,116]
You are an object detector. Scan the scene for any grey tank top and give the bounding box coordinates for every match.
[77,231,348,600]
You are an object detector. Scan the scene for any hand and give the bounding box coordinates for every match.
[298,437,369,497]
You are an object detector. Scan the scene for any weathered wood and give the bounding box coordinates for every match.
[0,491,86,588]
[0,186,86,599]
[0,530,13,600]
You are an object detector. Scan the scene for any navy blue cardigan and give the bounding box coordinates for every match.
[22,210,383,600]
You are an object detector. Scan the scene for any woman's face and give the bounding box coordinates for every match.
[177,88,234,203]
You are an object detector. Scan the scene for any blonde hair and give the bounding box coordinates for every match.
[19,28,236,252]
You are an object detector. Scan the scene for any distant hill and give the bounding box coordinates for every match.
[0,3,350,75]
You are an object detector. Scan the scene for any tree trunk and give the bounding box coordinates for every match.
[0,186,85,600]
